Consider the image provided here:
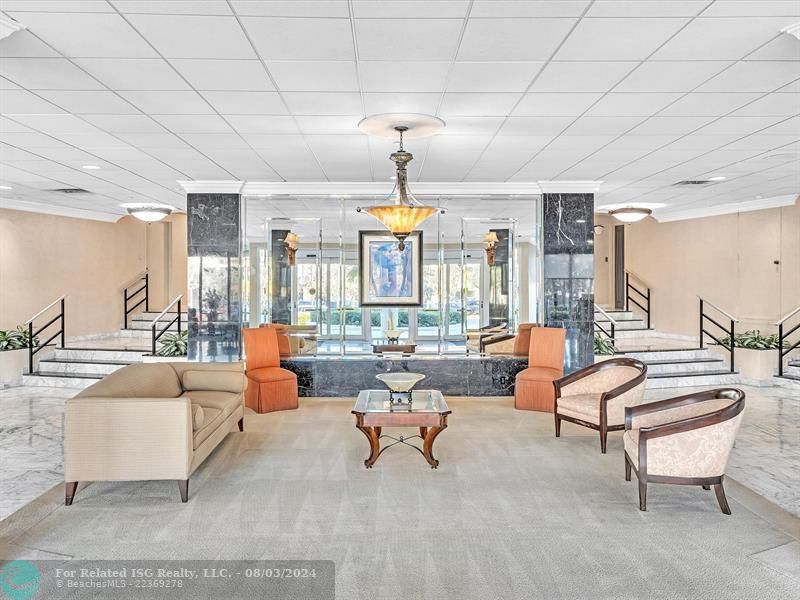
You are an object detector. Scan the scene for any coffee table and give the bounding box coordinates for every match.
[352,390,450,469]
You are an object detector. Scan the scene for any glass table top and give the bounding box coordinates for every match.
[354,390,448,414]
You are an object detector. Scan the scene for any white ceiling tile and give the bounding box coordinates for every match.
[628,116,716,135]
[151,114,234,133]
[746,34,800,61]
[530,61,636,92]
[231,1,349,17]
[36,91,139,114]
[513,92,602,116]
[654,17,791,60]
[294,115,362,134]
[587,1,707,17]
[585,93,683,117]
[659,93,763,116]
[180,133,252,150]
[470,1,590,18]
[282,92,361,115]
[731,93,800,116]
[126,14,255,59]
[81,114,168,133]
[225,115,300,134]
[357,18,463,60]
[74,58,189,90]
[0,2,114,11]
[118,91,214,114]
[498,116,576,136]
[0,89,65,114]
[0,58,104,89]
[165,59,270,92]
[447,62,544,93]
[702,1,800,17]
[9,114,102,134]
[458,18,576,61]
[0,30,60,58]
[0,131,68,147]
[352,0,469,18]
[242,17,354,60]
[697,61,800,92]
[9,12,157,58]
[359,61,450,92]
[438,117,506,136]
[201,91,287,115]
[698,115,794,135]
[564,116,646,135]
[114,1,233,14]
[547,135,617,153]
[363,92,439,114]
[438,93,521,117]
[556,18,688,60]
[616,61,733,92]
[268,61,359,92]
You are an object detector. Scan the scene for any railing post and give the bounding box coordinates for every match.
[646,287,651,329]
[778,322,783,377]
[152,323,157,356]
[611,321,615,341]
[625,273,630,311]
[60,298,65,347]
[124,288,128,329]
[730,318,735,373]
[178,298,182,334]
[699,298,704,349]
[144,273,149,312]
[28,321,34,375]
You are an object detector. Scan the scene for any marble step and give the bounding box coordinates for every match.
[594,318,646,331]
[774,374,800,389]
[599,327,655,338]
[643,357,728,375]
[780,364,800,377]
[620,348,709,362]
[131,311,188,323]
[594,310,640,321]
[125,320,181,331]
[23,372,101,389]
[645,369,740,389]
[51,347,148,362]
[37,358,131,377]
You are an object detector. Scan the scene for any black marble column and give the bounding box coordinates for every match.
[542,193,595,372]
[270,229,291,324]
[187,193,242,362]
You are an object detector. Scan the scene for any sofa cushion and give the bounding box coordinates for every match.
[247,366,296,383]
[76,363,182,399]
[557,393,602,420]
[191,404,205,431]
[182,370,245,394]
[181,390,241,418]
[192,407,225,449]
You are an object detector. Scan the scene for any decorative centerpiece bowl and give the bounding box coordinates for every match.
[383,329,403,343]
[376,372,425,408]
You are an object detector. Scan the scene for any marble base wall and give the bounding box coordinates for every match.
[542,193,595,373]
[282,357,528,397]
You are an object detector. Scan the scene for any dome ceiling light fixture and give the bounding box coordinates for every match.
[122,203,174,223]
[609,207,652,223]
[356,114,445,250]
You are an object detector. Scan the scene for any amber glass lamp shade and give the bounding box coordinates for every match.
[363,205,437,249]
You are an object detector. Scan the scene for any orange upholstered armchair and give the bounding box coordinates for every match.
[242,327,298,414]
[514,326,566,412]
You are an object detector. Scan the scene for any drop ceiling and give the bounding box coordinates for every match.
[0,0,798,222]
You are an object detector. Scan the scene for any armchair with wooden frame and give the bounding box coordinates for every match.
[623,388,745,513]
[553,357,648,453]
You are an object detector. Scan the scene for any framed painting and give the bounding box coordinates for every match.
[359,230,423,307]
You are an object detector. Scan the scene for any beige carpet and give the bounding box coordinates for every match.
[1,397,798,599]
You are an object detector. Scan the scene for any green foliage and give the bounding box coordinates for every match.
[0,326,38,351]
[719,330,783,350]
[594,332,617,356]
[157,330,188,357]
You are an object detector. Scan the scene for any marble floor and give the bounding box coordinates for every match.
[0,383,797,521]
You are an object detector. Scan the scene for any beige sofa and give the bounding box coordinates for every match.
[64,361,246,505]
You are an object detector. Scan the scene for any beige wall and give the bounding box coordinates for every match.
[593,214,615,307]
[616,200,800,337]
[0,209,189,338]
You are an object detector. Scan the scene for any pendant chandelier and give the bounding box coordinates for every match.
[357,125,438,250]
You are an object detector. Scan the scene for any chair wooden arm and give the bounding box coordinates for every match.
[624,388,744,430]
[554,357,646,398]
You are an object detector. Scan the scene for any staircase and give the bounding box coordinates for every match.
[24,347,149,388]
[594,308,652,337]
[777,359,800,384]
[618,347,739,389]
[120,310,183,336]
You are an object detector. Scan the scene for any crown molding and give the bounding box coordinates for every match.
[1,199,122,222]
[177,180,244,194]
[537,181,602,194]
[654,195,798,223]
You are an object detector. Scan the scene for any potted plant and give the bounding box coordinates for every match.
[0,326,38,387]
[718,330,784,381]
[594,332,617,363]
[142,331,189,363]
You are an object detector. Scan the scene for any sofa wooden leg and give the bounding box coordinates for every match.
[554,414,561,438]
[638,481,647,511]
[65,482,78,506]
[600,428,608,454]
[714,482,731,515]
[238,417,244,432]
[624,456,631,482]
[178,479,189,503]
[702,484,710,490]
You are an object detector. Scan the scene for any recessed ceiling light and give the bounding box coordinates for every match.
[708,176,727,181]
[0,185,11,190]
[82,165,100,170]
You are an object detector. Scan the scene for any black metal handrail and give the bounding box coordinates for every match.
[25,296,65,374]
[699,297,737,373]
[123,271,149,329]
[594,304,616,341]
[151,295,183,355]
[625,271,651,329]
[777,305,800,377]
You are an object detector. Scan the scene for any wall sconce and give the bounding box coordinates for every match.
[593,224,605,235]
[284,231,299,266]
[484,231,499,265]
